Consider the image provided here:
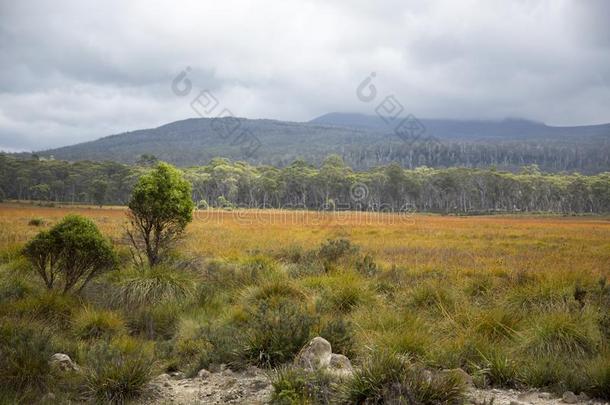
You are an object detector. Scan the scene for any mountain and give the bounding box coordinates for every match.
[35,114,610,173]
[310,113,610,142]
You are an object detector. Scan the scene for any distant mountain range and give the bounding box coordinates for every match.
[32,113,610,173]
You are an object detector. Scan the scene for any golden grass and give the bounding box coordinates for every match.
[2,203,609,282]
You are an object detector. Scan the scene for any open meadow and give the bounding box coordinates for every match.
[1,202,609,403]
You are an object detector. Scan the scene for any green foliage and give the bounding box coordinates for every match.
[0,320,53,393]
[22,214,117,293]
[340,351,466,404]
[318,239,359,270]
[270,366,335,404]
[127,162,194,266]
[73,307,126,340]
[83,336,154,403]
[519,311,601,358]
[28,218,44,226]
[113,265,195,309]
[245,299,316,367]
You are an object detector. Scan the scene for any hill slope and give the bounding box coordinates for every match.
[37,114,610,172]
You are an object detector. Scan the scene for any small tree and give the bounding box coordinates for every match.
[23,215,117,293]
[127,162,194,267]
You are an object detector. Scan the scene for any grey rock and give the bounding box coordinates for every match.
[197,369,211,379]
[562,391,578,404]
[328,353,353,377]
[294,336,332,371]
[49,353,79,372]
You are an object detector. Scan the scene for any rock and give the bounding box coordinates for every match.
[49,353,79,372]
[294,337,332,371]
[197,369,211,379]
[509,401,527,405]
[327,353,353,377]
[538,392,553,399]
[578,392,589,401]
[169,371,185,379]
[562,391,578,404]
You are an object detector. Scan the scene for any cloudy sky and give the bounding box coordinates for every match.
[0,0,609,151]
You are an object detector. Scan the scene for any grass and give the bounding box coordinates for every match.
[0,203,609,401]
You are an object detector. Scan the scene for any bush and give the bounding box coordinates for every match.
[83,336,154,403]
[73,307,126,340]
[340,351,466,404]
[0,320,54,393]
[245,299,316,367]
[126,303,180,340]
[519,311,601,358]
[319,317,356,358]
[22,214,117,293]
[9,291,76,325]
[318,238,358,270]
[270,366,335,404]
[28,218,45,226]
[113,265,195,309]
[587,353,610,399]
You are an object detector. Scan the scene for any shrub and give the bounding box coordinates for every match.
[73,307,126,340]
[318,238,358,270]
[9,291,76,325]
[587,353,610,399]
[340,351,466,404]
[113,265,195,309]
[127,162,194,267]
[22,214,117,293]
[270,366,335,404]
[0,320,54,393]
[83,336,154,403]
[126,303,180,340]
[356,253,378,277]
[319,317,356,358]
[28,218,44,226]
[245,299,316,367]
[519,312,601,358]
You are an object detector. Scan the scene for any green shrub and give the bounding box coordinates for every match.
[319,317,355,358]
[340,351,466,404]
[356,253,378,277]
[519,312,601,358]
[270,366,335,404]
[0,320,53,393]
[83,336,154,403]
[126,303,180,340]
[0,275,34,302]
[586,353,610,399]
[9,291,76,325]
[22,214,117,293]
[73,307,126,340]
[113,265,195,309]
[318,238,358,270]
[245,299,316,367]
[28,218,44,227]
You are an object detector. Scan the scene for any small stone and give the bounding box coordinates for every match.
[562,391,578,404]
[49,353,80,372]
[509,401,526,405]
[169,371,185,379]
[578,392,589,401]
[197,369,211,379]
[539,392,552,399]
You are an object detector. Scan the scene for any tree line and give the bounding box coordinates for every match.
[1,154,609,214]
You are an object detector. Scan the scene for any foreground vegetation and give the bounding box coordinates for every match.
[0,201,609,403]
[2,153,610,213]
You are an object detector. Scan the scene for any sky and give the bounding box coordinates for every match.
[0,0,609,152]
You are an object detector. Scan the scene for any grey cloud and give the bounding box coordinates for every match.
[0,0,609,151]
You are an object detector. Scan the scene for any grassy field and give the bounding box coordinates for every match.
[1,202,609,402]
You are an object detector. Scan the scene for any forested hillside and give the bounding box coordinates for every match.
[30,116,610,173]
[2,154,609,214]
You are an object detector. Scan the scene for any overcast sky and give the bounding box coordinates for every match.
[1,0,609,151]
